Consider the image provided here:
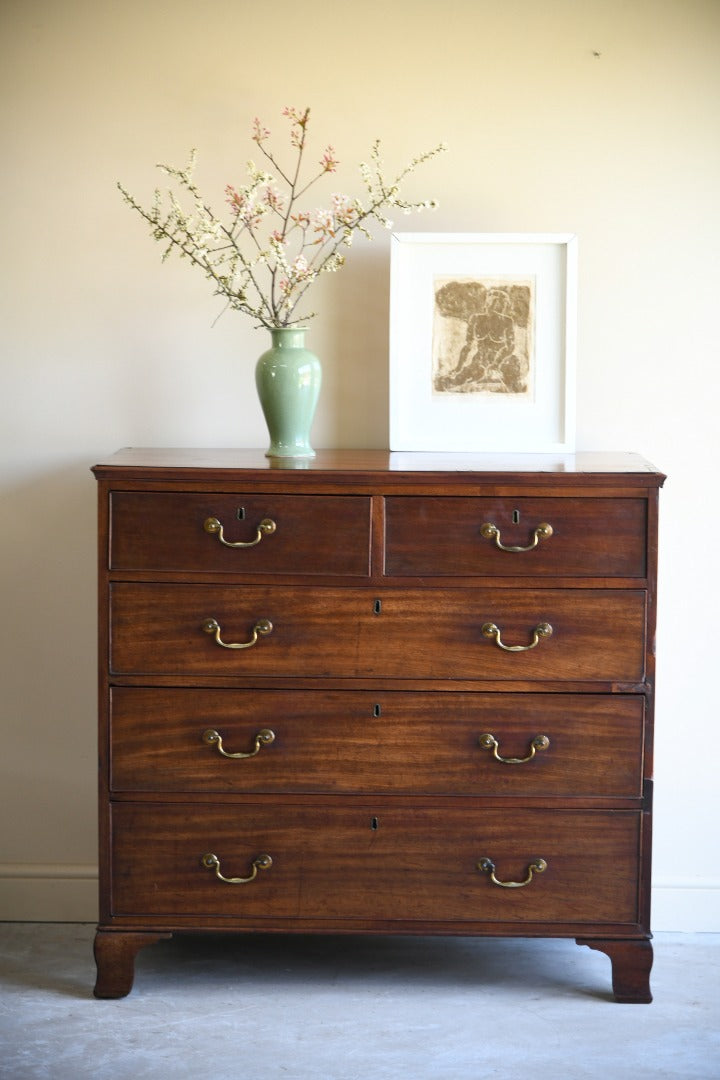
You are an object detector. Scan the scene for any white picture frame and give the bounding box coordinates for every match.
[389,233,577,453]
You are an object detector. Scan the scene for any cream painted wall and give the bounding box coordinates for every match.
[1,0,718,928]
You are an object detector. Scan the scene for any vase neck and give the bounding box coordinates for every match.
[270,327,306,349]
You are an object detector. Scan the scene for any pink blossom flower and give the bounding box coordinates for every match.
[283,106,310,147]
[282,106,309,127]
[225,184,246,213]
[321,146,338,173]
[251,117,270,143]
[312,208,334,236]
[264,186,285,212]
[330,193,358,227]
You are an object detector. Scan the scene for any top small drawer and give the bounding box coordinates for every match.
[385,497,647,578]
[110,492,371,576]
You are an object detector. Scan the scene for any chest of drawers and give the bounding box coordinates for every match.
[91,449,664,1001]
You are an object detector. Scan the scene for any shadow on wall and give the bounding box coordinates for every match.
[322,247,392,449]
[0,462,98,864]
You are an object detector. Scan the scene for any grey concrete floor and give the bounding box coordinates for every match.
[0,925,717,1079]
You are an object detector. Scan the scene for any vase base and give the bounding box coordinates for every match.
[265,446,316,460]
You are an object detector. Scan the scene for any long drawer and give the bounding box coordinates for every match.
[109,492,372,576]
[110,802,642,924]
[110,688,645,797]
[110,584,647,682]
[385,496,647,577]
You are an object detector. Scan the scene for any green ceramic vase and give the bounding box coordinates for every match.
[255,327,322,459]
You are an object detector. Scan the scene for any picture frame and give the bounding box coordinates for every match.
[389,233,577,453]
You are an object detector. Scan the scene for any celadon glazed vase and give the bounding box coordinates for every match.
[255,327,322,459]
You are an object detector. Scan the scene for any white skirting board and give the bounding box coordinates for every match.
[1,865,719,931]
[0,864,98,922]
[651,881,720,934]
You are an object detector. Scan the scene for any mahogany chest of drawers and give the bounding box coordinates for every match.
[91,449,664,1000]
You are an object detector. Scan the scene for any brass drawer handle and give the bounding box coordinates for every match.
[480,521,553,552]
[479,733,550,763]
[202,727,275,759]
[202,617,273,649]
[201,852,272,885]
[481,621,553,652]
[204,515,276,548]
[477,856,548,888]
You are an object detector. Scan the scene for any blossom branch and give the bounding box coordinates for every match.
[119,109,446,329]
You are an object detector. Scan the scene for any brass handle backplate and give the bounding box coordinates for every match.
[480,521,553,552]
[202,617,273,650]
[482,621,553,652]
[202,727,275,759]
[204,516,276,548]
[479,733,550,764]
[201,852,272,885]
[477,857,548,888]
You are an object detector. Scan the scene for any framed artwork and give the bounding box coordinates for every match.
[389,233,577,452]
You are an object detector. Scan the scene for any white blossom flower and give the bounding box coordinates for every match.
[291,254,310,278]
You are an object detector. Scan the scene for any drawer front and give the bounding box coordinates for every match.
[110,803,641,924]
[385,497,647,578]
[110,584,647,683]
[109,492,372,576]
[111,688,645,797]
